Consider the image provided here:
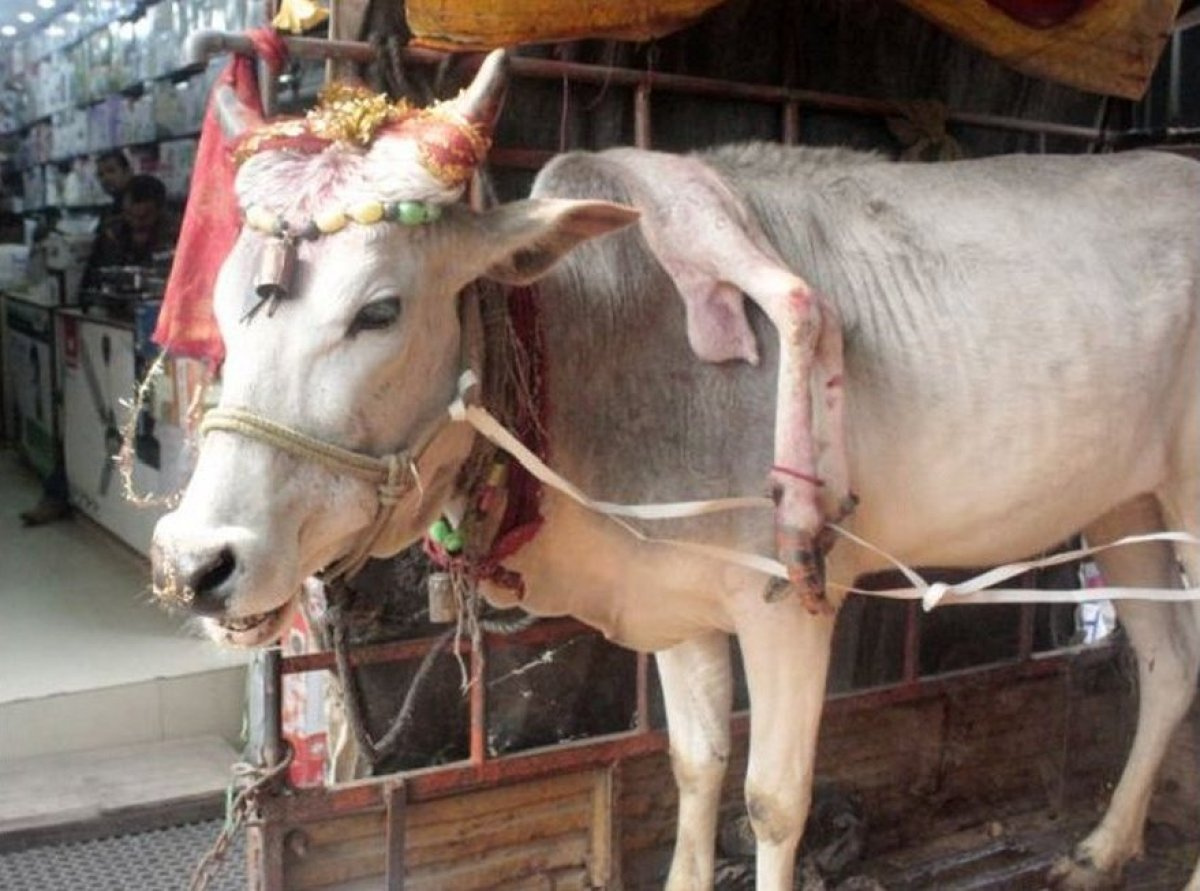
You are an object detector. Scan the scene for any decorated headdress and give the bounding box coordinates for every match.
[227,50,509,312]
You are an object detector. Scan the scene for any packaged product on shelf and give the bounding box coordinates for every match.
[42,56,72,115]
[21,167,45,211]
[42,166,62,207]
[61,161,90,207]
[131,15,156,81]
[33,122,53,165]
[157,140,196,199]
[123,94,156,145]
[75,156,103,205]
[112,20,139,91]
[87,102,110,154]
[68,44,90,108]
[87,30,112,102]
[152,82,189,138]
[224,0,251,31]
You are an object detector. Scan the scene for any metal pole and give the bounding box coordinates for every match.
[262,648,284,768]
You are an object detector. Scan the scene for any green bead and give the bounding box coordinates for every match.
[429,518,451,544]
[442,530,464,554]
[397,201,427,226]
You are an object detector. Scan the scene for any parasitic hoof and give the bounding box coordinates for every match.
[1046,851,1123,890]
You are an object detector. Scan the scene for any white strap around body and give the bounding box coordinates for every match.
[448,375,1200,611]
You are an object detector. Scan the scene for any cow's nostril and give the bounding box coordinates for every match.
[188,546,238,615]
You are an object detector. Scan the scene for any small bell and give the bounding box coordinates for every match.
[254,237,297,305]
[427,572,458,623]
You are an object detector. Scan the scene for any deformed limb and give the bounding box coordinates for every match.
[602,148,853,609]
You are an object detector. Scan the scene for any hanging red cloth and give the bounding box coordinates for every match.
[153,30,288,368]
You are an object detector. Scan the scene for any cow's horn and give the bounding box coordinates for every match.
[454,49,509,132]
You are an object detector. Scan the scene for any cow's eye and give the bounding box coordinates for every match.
[348,297,402,336]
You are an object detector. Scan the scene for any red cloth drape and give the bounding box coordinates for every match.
[153,30,287,368]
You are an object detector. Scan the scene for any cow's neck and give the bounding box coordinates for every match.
[427,283,549,594]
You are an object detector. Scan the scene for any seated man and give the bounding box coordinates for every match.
[23,175,179,527]
[86,174,179,276]
[95,150,133,217]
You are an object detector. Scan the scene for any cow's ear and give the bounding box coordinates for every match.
[480,199,639,285]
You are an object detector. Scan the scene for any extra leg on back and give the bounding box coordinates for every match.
[1050,494,1200,890]
[656,631,734,891]
[604,149,850,610]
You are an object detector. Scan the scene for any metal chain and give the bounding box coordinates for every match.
[189,746,294,891]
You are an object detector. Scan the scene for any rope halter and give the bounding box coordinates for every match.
[199,371,479,582]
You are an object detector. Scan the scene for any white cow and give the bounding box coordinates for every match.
[151,52,1200,889]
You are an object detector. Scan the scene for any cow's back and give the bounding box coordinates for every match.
[529,147,1200,573]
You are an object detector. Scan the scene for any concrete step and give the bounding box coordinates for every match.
[0,735,240,853]
[0,665,246,763]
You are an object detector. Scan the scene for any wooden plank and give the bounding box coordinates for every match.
[284,771,602,889]
[404,768,596,828]
[384,780,406,891]
[287,811,386,848]
[589,767,615,888]
[404,795,592,869]
[286,833,387,889]
[491,867,592,890]
[405,833,591,891]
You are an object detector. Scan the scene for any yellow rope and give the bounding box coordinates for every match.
[200,407,395,482]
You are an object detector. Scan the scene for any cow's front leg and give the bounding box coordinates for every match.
[734,588,838,890]
[658,631,733,891]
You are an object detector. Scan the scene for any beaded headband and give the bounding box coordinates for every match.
[236,82,488,319]
[240,197,447,322]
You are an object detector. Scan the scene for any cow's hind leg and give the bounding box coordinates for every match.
[1050,494,1200,890]
[1161,478,1200,891]
[732,587,838,890]
[657,630,733,891]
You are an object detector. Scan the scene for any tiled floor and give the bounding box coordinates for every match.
[0,447,249,759]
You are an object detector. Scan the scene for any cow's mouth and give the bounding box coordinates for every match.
[206,596,297,647]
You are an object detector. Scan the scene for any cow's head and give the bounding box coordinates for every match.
[150,51,637,645]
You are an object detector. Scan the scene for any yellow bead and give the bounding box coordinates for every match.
[348,201,385,224]
[315,209,347,233]
[246,205,277,232]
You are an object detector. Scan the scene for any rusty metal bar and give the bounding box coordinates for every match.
[902,600,921,684]
[634,83,652,149]
[425,49,1102,143]
[1018,603,1037,661]
[280,616,587,674]
[782,101,801,145]
[182,30,377,69]
[489,147,556,170]
[469,638,488,766]
[828,642,1114,714]
[178,31,1103,144]
[635,653,651,733]
[262,649,284,768]
[384,779,407,891]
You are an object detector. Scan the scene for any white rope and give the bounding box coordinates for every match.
[449,390,1200,611]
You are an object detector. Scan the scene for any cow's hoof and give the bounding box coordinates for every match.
[1046,852,1122,890]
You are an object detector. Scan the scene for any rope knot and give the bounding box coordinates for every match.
[378,485,405,506]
